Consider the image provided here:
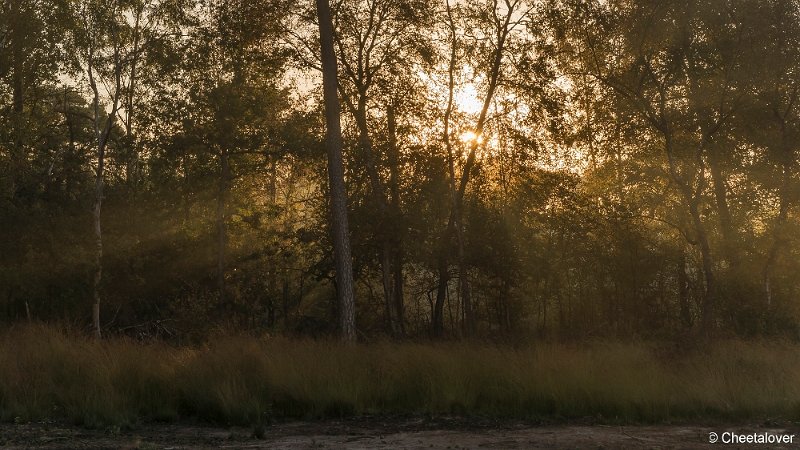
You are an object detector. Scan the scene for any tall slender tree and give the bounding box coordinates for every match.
[316,0,356,341]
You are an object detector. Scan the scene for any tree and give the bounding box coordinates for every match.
[751,0,800,311]
[559,0,762,335]
[434,0,541,336]
[331,0,434,336]
[0,0,69,199]
[317,0,356,341]
[69,0,185,337]
[72,0,129,338]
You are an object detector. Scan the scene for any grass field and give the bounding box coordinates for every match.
[2,325,799,428]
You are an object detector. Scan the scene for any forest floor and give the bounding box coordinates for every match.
[1,417,798,449]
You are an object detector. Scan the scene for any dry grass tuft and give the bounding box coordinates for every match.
[1,325,799,426]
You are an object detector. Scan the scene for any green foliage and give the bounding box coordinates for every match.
[2,0,800,340]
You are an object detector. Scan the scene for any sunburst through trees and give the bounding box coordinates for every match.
[1,0,799,340]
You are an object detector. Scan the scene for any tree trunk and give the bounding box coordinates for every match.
[393,249,405,334]
[381,244,401,335]
[87,52,120,340]
[216,148,230,305]
[763,120,793,309]
[181,152,191,225]
[352,102,401,336]
[763,202,789,309]
[434,0,458,339]
[707,149,737,267]
[316,0,356,342]
[455,212,473,336]
[663,129,716,337]
[89,67,116,340]
[689,199,715,335]
[267,158,278,326]
[386,103,404,335]
[432,255,448,337]
[92,161,104,339]
[678,250,692,329]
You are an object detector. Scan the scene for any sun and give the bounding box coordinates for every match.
[413,63,484,115]
[460,130,484,144]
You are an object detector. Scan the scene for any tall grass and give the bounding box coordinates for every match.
[1,324,800,427]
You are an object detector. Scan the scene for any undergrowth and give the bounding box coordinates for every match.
[1,325,799,427]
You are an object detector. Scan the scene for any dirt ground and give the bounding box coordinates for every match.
[1,417,798,449]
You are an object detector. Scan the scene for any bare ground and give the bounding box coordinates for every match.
[1,418,798,449]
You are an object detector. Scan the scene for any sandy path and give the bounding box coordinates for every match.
[1,418,797,449]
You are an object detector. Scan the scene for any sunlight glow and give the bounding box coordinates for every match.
[460,131,484,144]
[454,82,483,114]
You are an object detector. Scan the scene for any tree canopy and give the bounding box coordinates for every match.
[1,0,799,340]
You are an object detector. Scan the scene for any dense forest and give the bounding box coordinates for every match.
[2,0,799,342]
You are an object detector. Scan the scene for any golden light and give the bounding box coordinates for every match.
[460,130,484,144]
[454,82,483,115]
